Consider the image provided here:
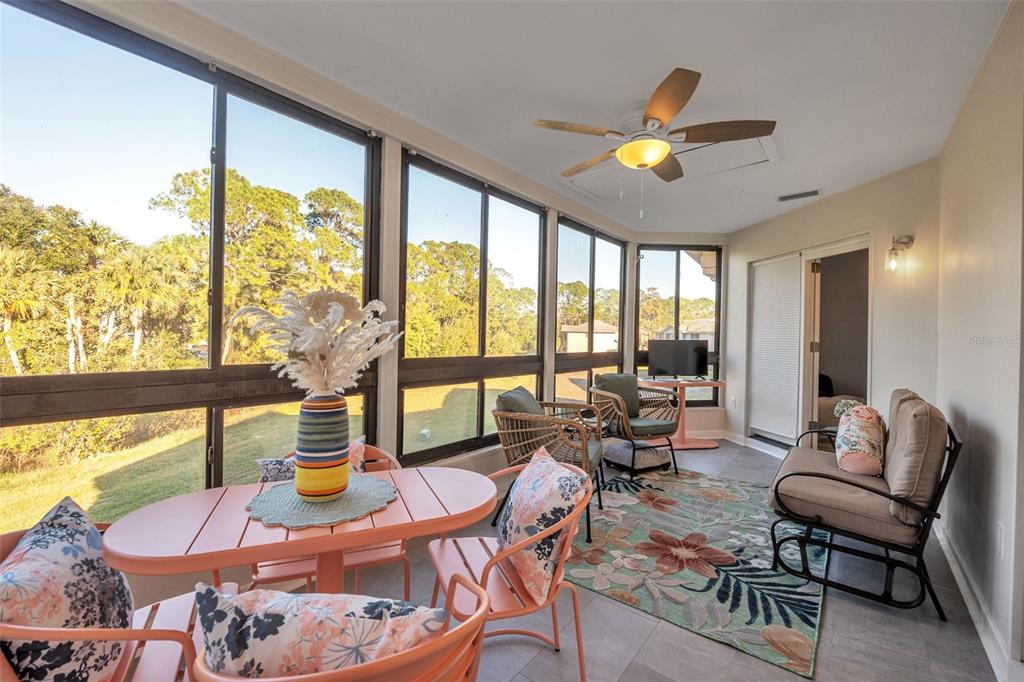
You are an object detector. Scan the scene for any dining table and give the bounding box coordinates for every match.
[102,467,496,593]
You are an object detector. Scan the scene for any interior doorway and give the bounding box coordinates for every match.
[806,248,870,446]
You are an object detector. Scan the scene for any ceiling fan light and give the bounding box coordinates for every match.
[615,138,671,170]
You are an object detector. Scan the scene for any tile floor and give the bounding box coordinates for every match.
[356,441,995,682]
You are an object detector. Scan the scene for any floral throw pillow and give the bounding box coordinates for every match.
[195,584,448,677]
[834,401,885,475]
[496,448,588,605]
[256,457,296,482]
[0,497,134,682]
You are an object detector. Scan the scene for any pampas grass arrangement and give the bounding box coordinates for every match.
[238,289,401,396]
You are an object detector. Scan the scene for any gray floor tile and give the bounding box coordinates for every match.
[616,661,680,682]
[520,595,655,682]
[633,620,734,682]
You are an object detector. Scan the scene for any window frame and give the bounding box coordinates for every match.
[634,244,723,408]
[0,0,381,487]
[553,216,626,376]
[397,151,547,463]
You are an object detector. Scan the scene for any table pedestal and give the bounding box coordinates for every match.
[639,379,726,451]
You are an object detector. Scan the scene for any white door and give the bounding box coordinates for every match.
[748,254,803,443]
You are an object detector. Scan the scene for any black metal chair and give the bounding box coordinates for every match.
[768,391,961,620]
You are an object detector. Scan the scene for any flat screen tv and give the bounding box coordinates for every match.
[648,339,709,377]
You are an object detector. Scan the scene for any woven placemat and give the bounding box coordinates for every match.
[247,475,398,529]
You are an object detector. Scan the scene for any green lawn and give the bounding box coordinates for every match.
[0,401,362,534]
[0,379,544,533]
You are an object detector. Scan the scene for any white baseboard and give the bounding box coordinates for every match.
[934,520,1014,681]
[722,431,788,459]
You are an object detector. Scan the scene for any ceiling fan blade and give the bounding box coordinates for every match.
[534,119,624,138]
[561,149,616,177]
[651,153,683,182]
[643,68,702,128]
[669,120,777,143]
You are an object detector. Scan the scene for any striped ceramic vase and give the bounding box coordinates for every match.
[294,391,350,502]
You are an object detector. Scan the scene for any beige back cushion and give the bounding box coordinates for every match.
[884,397,948,524]
[885,388,919,455]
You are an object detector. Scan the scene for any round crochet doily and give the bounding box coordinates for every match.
[247,475,398,529]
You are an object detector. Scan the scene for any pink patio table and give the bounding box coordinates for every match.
[102,467,496,593]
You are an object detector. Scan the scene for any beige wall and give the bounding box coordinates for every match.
[723,159,941,438]
[936,1,1024,673]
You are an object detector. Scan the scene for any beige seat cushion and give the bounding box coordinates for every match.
[770,447,919,547]
[883,397,948,524]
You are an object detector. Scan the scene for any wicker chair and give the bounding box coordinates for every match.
[589,373,680,478]
[491,386,604,542]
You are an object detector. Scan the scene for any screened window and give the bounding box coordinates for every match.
[1,4,213,377]
[0,2,378,524]
[636,246,722,406]
[555,220,623,355]
[399,154,544,462]
[222,95,368,365]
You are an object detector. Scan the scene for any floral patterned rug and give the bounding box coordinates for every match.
[566,469,829,678]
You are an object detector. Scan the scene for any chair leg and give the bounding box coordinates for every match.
[666,437,678,475]
[491,485,512,526]
[550,600,561,652]
[402,556,412,601]
[566,583,587,682]
[629,441,637,480]
[919,557,947,621]
[594,471,604,510]
[430,575,441,608]
[585,504,592,543]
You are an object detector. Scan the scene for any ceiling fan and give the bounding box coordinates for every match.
[534,68,776,182]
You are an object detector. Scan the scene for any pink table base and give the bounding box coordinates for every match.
[102,467,496,593]
[640,378,726,450]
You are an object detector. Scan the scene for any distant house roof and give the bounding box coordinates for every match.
[561,321,619,334]
[654,318,716,336]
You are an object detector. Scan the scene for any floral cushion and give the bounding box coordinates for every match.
[0,497,134,681]
[834,401,885,475]
[195,584,447,677]
[496,448,588,605]
[256,457,296,482]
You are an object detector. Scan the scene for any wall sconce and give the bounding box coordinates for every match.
[885,235,914,272]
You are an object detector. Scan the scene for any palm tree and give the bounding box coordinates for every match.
[98,246,177,364]
[0,246,46,375]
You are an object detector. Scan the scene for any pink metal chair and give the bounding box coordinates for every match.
[248,444,411,599]
[0,526,236,682]
[191,574,490,682]
[427,462,593,682]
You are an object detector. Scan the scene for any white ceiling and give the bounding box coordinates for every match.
[184,0,1007,235]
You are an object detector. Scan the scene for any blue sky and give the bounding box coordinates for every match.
[2,5,365,244]
[2,4,706,298]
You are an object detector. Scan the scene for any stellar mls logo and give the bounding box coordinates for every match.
[966,335,1021,348]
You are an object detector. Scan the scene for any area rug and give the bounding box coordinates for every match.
[566,469,829,678]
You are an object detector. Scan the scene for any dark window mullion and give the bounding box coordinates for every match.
[673,249,681,343]
[587,234,596,353]
[206,85,227,489]
[478,190,489,357]
[476,379,486,439]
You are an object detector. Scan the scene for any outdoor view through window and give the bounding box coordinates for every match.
[0,5,368,531]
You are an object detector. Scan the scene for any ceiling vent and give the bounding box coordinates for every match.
[777,190,820,202]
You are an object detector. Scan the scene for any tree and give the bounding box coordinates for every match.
[98,246,179,363]
[304,187,363,249]
[0,247,46,375]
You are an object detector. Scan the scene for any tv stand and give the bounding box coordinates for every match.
[638,378,725,450]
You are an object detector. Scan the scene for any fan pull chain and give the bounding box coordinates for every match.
[640,171,645,219]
